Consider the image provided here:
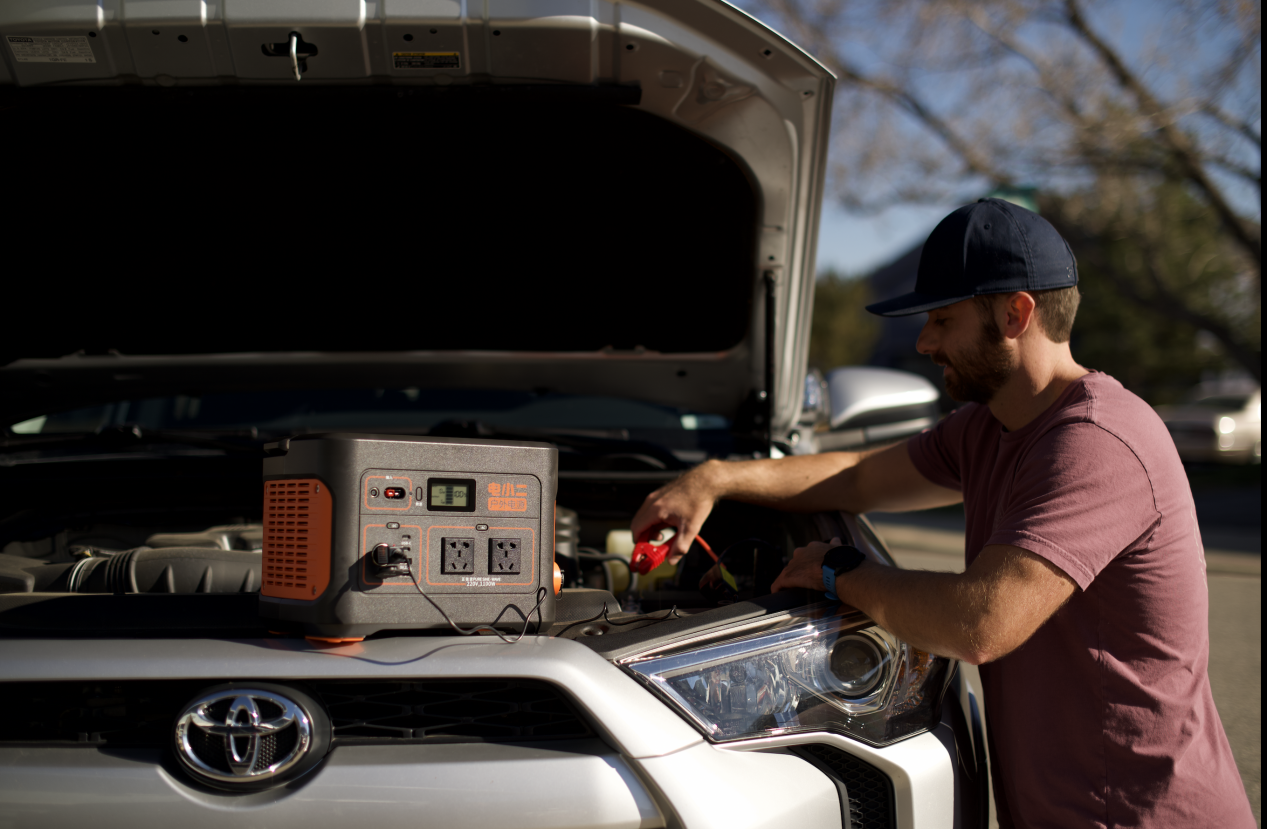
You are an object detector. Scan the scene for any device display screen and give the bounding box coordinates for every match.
[427,478,477,512]
[432,483,468,507]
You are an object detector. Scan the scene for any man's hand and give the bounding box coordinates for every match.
[769,538,844,593]
[631,461,722,563]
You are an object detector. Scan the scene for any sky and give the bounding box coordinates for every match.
[815,201,952,277]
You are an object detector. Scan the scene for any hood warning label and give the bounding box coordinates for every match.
[8,35,96,64]
[393,51,460,70]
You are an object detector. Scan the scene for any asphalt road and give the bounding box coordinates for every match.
[871,517,1262,827]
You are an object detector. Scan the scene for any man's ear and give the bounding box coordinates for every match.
[1002,292,1036,339]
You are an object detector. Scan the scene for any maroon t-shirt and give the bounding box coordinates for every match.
[908,372,1252,828]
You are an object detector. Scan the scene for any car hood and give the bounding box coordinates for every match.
[1,1,834,437]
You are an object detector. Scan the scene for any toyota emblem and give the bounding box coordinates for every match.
[174,686,315,787]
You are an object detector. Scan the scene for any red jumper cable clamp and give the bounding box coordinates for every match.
[630,524,718,574]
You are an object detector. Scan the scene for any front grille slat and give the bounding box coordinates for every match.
[0,679,591,748]
[791,744,896,829]
[319,680,592,743]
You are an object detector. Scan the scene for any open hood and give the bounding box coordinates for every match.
[2,1,834,439]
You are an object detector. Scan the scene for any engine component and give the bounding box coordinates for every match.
[145,525,263,551]
[258,433,558,640]
[0,548,260,595]
[554,506,580,588]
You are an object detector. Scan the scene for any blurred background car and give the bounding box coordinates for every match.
[1156,382,1262,465]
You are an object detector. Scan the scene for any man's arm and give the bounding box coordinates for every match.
[631,440,962,560]
[771,541,1078,665]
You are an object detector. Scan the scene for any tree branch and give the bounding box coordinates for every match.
[1064,0,1262,270]
[765,0,1011,186]
[1198,103,1263,152]
[1203,153,1263,191]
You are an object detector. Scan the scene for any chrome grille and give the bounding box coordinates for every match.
[318,680,592,742]
[0,679,590,747]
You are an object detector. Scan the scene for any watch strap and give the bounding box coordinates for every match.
[821,545,867,601]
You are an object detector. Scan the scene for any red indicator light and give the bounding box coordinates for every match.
[384,487,407,500]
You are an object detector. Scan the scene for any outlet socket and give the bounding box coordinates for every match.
[488,537,522,575]
[441,537,475,574]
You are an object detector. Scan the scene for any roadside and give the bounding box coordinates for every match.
[870,496,1262,826]
[870,515,1261,577]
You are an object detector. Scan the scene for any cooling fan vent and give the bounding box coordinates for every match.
[263,478,331,600]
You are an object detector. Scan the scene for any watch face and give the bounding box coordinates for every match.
[824,545,867,574]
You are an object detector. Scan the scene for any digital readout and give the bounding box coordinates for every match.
[430,483,469,508]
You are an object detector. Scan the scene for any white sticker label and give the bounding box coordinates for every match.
[7,35,97,64]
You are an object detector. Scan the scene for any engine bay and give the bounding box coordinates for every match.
[0,427,865,641]
[0,497,844,639]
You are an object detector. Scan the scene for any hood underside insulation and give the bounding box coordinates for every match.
[10,87,757,359]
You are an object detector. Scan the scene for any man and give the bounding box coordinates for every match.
[632,199,1253,827]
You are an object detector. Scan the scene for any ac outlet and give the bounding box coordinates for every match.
[489,537,522,575]
[441,537,475,574]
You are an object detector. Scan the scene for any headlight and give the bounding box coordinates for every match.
[622,607,953,746]
[1218,416,1236,434]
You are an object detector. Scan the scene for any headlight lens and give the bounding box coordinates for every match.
[1218,416,1236,434]
[623,608,953,746]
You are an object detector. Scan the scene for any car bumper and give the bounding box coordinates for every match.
[0,636,982,829]
[1169,431,1261,464]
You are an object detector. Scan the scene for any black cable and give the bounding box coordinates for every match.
[404,561,547,644]
[576,547,633,564]
[575,547,635,594]
[606,606,682,626]
[553,603,682,637]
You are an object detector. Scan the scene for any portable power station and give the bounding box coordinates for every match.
[258,433,557,640]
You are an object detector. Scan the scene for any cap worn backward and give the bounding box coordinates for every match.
[865,198,1079,318]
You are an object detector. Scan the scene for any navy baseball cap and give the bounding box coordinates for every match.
[865,198,1078,317]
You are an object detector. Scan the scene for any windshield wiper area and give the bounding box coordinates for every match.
[0,425,265,455]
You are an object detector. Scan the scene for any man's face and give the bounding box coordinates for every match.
[916,299,1013,404]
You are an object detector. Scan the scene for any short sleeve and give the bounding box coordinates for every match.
[907,404,982,492]
[988,423,1160,589]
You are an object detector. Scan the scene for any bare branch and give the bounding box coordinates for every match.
[1199,12,1261,122]
[1063,0,1262,268]
[766,0,1011,185]
[1198,103,1263,151]
[1203,154,1263,191]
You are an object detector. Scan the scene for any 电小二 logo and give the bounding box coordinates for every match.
[487,482,528,511]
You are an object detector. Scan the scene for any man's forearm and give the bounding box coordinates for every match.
[702,452,869,514]
[835,562,984,663]
[831,544,1077,665]
[700,441,961,516]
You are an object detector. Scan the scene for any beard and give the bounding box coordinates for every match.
[934,314,1013,404]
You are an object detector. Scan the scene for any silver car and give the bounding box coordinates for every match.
[1,3,988,827]
[1157,387,1262,465]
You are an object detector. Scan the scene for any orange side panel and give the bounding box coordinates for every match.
[262,478,332,600]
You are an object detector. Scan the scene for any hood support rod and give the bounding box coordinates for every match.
[762,270,776,457]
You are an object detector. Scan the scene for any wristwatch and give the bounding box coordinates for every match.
[821,545,867,601]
